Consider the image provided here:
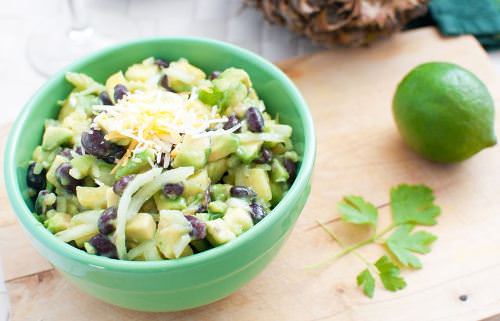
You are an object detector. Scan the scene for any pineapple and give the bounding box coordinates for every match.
[246,0,429,47]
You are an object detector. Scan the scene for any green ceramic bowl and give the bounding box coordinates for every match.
[4,38,315,312]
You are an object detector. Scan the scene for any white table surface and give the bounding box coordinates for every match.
[1,1,499,320]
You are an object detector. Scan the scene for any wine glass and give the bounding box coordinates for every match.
[27,0,138,77]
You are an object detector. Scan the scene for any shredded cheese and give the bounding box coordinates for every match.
[93,88,230,163]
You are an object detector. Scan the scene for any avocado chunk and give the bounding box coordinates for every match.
[223,207,253,236]
[235,167,272,202]
[208,134,240,162]
[171,136,210,169]
[208,200,228,214]
[126,213,156,243]
[191,239,212,252]
[45,211,71,233]
[90,160,115,186]
[125,59,159,82]
[183,169,210,197]
[70,154,94,179]
[206,218,236,246]
[271,158,289,183]
[154,192,187,211]
[106,188,120,208]
[42,126,73,150]
[207,158,228,183]
[115,149,155,179]
[236,141,263,164]
[76,186,108,210]
[210,184,232,201]
[164,58,206,92]
[157,210,192,259]
[270,182,286,206]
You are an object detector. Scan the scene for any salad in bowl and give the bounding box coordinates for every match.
[27,57,299,261]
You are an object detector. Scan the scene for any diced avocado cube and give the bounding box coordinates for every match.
[83,242,97,255]
[208,200,228,214]
[207,158,228,183]
[190,239,212,252]
[157,210,192,259]
[235,167,272,202]
[125,60,158,82]
[115,149,155,179]
[46,155,70,188]
[70,154,94,179]
[90,160,115,186]
[270,182,286,207]
[42,126,73,150]
[164,58,206,92]
[214,68,251,90]
[106,187,120,208]
[76,186,108,210]
[226,154,241,168]
[210,184,232,201]
[171,136,210,169]
[183,169,210,197]
[223,207,253,236]
[198,86,222,107]
[283,151,300,162]
[209,134,240,162]
[206,218,236,246]
[271,158,289,183]
[65,72,104,94]
[180,246,193,257]
[33,145,61,169]
[154,192,187,211]
[140,198,158,213]
[45,211,71,233]
[126,213,156,243]
[236,141,262,164]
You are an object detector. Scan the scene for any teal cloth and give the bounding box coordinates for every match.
[429,0,500,49]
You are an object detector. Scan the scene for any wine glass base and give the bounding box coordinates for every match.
[27,17,138,77]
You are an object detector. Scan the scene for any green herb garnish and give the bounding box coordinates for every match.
[312,184,441,298]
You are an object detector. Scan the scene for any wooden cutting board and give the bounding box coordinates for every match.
[2,27,500,321]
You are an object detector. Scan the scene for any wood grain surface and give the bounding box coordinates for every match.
[2,27,500,321]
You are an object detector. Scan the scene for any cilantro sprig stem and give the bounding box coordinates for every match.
[310,184,441,298]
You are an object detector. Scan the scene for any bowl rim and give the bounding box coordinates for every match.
[4,36,316,273]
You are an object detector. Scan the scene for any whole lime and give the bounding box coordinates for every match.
[392,62,496,163]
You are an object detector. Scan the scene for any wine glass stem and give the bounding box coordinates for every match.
[68,0,89,31]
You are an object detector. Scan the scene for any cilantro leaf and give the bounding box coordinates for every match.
[385,224,437,269]
[375,256,407,292]
[390,184,441,226]
[356,269,375,298]
[338,196,378,226]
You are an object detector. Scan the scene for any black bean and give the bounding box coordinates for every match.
[55,163,81,193]
[88,234,118,259]
[163,183,184,199]
[74,146,83,155]
[34,190,56,215]
[185,215,207,240]
[98,207,117,235]
[155,58,169,69]
[113,84,128,102]
[81,129,125,164]
[99,91,113,105]
[254,147,272,164]
[113,175,135,196]
[230,186,256,199]
[27,163,46,191]
[249,201,266,223]
[210,71,221,80]
[283,158,297,184]
[223,114,240,130]
[246,107,264,133]
[160,74,172,91]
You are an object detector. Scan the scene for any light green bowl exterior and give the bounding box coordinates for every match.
[4,38,315,312]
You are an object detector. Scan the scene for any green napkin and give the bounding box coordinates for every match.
[429,0,500,49]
